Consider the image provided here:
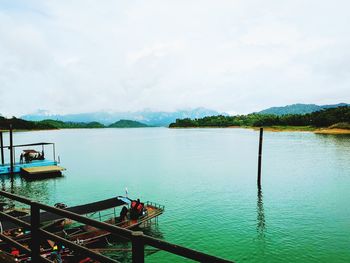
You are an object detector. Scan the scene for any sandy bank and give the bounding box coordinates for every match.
[314,128,350,135]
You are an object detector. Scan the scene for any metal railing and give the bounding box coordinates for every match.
[145,201,165,211]
[0,190,234,263]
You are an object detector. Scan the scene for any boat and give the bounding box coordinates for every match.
[59,199,164,247]
[0,196,164,262]
[0,196,130,244]
[0,202,30,219]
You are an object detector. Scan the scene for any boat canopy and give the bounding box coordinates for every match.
[0,196,128,231]
[0,142,54,149]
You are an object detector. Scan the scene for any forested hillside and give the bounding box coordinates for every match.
[258,103,349,115]
[0,117,104,130]
[169,106,350,129]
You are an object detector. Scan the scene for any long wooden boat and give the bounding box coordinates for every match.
[0,196,164,262]
[0,201,30,219]
[60,201,164,247]
[0,196,129,237]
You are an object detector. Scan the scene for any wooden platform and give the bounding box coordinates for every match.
[0,160,58,175]
[21,165,65,180]
[21,165,65,174]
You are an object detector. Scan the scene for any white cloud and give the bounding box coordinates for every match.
[127,41,186,65]
[0,0,349,116]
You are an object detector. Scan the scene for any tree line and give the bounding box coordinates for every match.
[0,117,105,130]
[169,106,350,128]
[0,117,148,130]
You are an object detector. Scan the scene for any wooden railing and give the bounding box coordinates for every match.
[0,190,233,263]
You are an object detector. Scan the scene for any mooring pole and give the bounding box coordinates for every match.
[9,125,14,174]
[257,127,263,189]
[0,131,4,165]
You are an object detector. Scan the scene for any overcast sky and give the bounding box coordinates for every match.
[0,0,349,116]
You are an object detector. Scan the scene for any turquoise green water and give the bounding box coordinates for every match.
[1,128,350,262]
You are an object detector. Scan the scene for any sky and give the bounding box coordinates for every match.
[0,0,349,116]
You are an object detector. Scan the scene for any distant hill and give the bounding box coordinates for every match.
[258,103,349,115]
[0,116,148,130]
[21,108,223,126]
[0,117,105,130]
[108,120,149,128]
[39,119,105,129]
[0,116,56,130]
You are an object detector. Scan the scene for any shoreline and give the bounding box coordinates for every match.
[169,126,350,134]
[2,126,350,135]
[0,127,154,132]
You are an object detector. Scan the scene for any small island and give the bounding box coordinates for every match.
[108,120,149,128]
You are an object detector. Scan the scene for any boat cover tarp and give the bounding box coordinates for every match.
[0,196,128,231]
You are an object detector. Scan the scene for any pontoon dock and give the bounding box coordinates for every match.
[21,165,66,180]
[0,128,65,179]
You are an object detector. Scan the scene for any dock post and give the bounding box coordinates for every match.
[132,231,145,263]
[53,143,56,162]
[257,127,263,189]
[30,201,41,262]
[0,131,4,165]
[9,125,14,174]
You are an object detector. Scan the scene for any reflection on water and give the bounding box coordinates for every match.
[1,176,5,191]
[102,223,164,263]
[255,187,266,260]
[0,174,62,206]
[142,223,164,240]
[315,133,350,139]
[256,188,265,239]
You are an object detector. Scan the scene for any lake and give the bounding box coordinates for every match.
[1,128,350,262]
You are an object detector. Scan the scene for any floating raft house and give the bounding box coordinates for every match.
[0,129,65,179]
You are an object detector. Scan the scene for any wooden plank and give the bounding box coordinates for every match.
[21,165,65,175]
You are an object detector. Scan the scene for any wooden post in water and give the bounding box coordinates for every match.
[9,125,14,174]
[257,127,263,189]
[0,131,4,165]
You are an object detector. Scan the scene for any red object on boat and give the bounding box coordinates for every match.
[11,248,20,257]
[79,258,93,263]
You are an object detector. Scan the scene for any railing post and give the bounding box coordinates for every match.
[132,231,144,263]
[0,131,4,165]
[9,125,14,174]
[30,201,41,262]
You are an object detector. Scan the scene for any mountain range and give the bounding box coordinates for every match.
[257,103,349,115]
[20,103,349,126]
[21,108,222,126]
